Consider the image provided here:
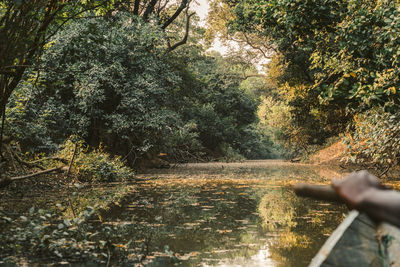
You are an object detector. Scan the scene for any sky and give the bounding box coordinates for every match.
[193,0,230,55]
[191,0,268,71]
[194,0,209,23]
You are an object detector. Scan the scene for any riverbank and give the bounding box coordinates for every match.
[309,141,400,182]
[309,141,346,167]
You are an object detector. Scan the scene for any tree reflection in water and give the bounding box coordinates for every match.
[0,161,351,266]
[97,161,347,266]
[258,187,345,266]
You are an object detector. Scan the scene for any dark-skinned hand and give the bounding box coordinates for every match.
[331,170,387,209]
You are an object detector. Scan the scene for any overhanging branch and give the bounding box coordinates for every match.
[143,0,158,21]
[161,0,188,30]
[166,10,195,53]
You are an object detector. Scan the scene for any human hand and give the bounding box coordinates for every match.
[331,170,385,209]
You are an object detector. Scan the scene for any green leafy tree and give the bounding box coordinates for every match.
[9,11,273,163]
[0,0,197,155]
[9,15,181,162]
[222,0,400,154]
[0,0,113,150]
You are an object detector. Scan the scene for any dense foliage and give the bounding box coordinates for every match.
[5,12,273,167]
[5,0,400,264]
[344,108,400,171]
[9,15,180,158]
[219,0,400,163]
[58,138,134,182]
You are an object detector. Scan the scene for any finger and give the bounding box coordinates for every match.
[331,178,340,189]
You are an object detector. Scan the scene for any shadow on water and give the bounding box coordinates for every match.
[98,160,348,266]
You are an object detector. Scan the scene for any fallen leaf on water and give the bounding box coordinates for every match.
[216,229,232,234]
[113,244,127,249]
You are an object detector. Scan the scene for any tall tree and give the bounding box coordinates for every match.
[0,0,110,151]
[0,0,195,153]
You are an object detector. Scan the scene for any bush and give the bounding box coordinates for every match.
[59,137,134,183]
[161,122,205,163]
[0,204,133,264]
[344,107,400,171]
[219,143,245,162]
[234,124,277,159]
[257,97,298,157]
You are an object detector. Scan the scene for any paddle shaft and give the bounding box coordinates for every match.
[294,184,343,203]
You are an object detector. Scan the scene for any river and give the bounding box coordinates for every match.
[0,160,349,266]
[100,160,347,266]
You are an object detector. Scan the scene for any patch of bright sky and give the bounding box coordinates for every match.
[192,0,267,72]
[193,0,209,26]
[193,0,229,55]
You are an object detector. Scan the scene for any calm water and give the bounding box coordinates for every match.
[0,160,349,266]
[100,160,348,266]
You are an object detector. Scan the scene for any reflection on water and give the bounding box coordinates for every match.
[99,160,347,266]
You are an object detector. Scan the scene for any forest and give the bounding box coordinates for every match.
[1,0,400,265]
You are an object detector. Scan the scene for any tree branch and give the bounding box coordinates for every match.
[161,0,188,30]
[223,73,267,80]
[156,0,169,17]
[143,0,158,21]
[66,143,78,176]
[8,146,45,170]
[166,11,195,53]
[133,0,140,15]
[242,32,269,59]
[243,74,267,79]
[0,166,65,188]
[29,157,68,165]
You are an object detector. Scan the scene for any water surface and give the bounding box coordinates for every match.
[102,160,347,266]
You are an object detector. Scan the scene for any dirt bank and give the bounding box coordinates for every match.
[310,141,346,166]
